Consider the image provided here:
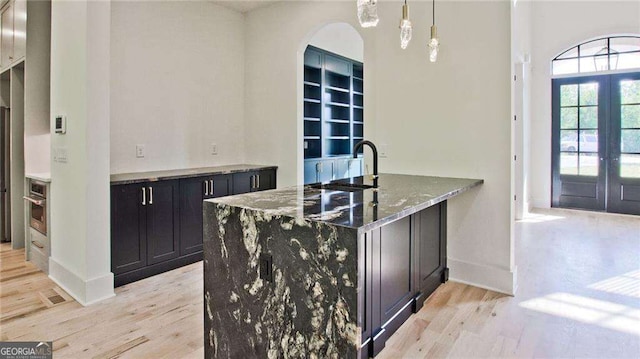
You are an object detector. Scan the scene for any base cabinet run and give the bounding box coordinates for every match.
[111,169,276,286]
[360,202,447,358]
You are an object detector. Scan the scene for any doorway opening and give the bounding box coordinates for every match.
[551,36,640,215]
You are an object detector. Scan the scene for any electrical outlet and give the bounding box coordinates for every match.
[211,143,218,155]
[379,144,389,158]
[259,253,273,282]
[136,144,145,158]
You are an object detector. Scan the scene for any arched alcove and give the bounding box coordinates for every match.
[297,22,364,184]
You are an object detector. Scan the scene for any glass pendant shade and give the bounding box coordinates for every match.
[428,25,439,62]
[357,0,379,28]
[399,3,412,49]
[594,46,619,71]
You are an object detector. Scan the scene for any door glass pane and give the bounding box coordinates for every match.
[579,153,599,176]
[560,84,578,106]
[561,108,578,128]
[560,152,578,175]
[620,154,640,178]
[621,129,640,153]
[579,130,598,153]
[561,130,578,151]
[620,80,640,104]
[579,83,598,105]
[579,107,598,128]
[621,105,640,128]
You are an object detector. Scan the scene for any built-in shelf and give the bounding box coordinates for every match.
[326,86,349,93]
[304,45,364,178]
[326,119,350,124]
[326,102,350,108]
[326,136,350,140]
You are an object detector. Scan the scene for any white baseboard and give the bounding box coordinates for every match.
[49,257,115,306]
[448,258,517,296]
[530,197,550,210]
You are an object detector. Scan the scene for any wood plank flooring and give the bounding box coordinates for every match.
[1,208,639,358]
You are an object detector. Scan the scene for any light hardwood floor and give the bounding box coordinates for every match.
[1,208,639,358]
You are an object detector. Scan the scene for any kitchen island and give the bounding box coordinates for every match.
[203,174,482,358]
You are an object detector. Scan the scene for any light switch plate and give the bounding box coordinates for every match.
[211,143,218,155]
[136,145,145,158]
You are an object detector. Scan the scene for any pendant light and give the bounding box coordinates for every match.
[428,0,439,62]
[399,0,412,49]
[357,0,379,28]
[594,46,619,71]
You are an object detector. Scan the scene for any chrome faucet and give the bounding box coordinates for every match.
[353,140,378,188]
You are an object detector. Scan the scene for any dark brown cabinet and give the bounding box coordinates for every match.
[111,184,147,275]
[111,168,276,286]
[232,169,276,194]
[111,180,179,273]
[180,175,231,256]
[362,202,447,358]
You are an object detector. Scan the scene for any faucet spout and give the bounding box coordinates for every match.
[353,140,379,187]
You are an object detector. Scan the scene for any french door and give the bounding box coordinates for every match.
[552,72,640,215]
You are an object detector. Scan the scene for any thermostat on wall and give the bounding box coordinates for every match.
[54,115,66,134]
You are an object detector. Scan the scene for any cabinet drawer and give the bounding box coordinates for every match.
[30,228,49,254]
[29,240,49,274]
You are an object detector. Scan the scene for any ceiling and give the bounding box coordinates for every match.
[211,0,277,13]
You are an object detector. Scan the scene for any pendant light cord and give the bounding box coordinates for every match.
[432,0,435,25]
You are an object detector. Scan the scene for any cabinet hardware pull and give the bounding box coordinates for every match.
[31,240,44,249]
[149,186,153,205]
[210,180,214,194]
[204,180,209,196]
[23,196,45,205]
[257,175,260,189]
[251,175,255,189]
[142,187,146,205]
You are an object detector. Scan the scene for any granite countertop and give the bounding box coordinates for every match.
[207,173,483,233]
[26,173,51,183]
[110,164,278,185]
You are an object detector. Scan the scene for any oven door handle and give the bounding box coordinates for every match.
[23,196,45,206]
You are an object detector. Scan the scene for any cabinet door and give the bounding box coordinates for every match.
[349,158,363,177]
[0,4,13,68]
[334,158,351,180]
[414,203,447,310]
[255,169,276,191]
[317,160,334,183]
[146,180,180,265]
[371,216,414,356]
[179,177,207,256]
[377,216,413,324]
[111,184,146,274]
[12,0,24,61]
[304,160,319,184]
[232,171,254,194]
[210,174,231,198]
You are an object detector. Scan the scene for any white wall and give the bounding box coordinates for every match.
[110,1,246,174]
[529,0,640,209]
[24,0,51,175]
[245,1,515,294]
[309,23,364,62]
[50,0,113,305]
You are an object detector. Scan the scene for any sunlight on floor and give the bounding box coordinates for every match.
[517,212,565,223]
[588,269,640,299]
[519,292,640,336]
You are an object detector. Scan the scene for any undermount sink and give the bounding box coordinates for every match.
[309,182,375,192]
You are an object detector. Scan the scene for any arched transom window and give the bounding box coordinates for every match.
[552,36,640,75]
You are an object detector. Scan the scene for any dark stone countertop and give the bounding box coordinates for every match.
[110,164,278,185]
[206,173,483,233]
